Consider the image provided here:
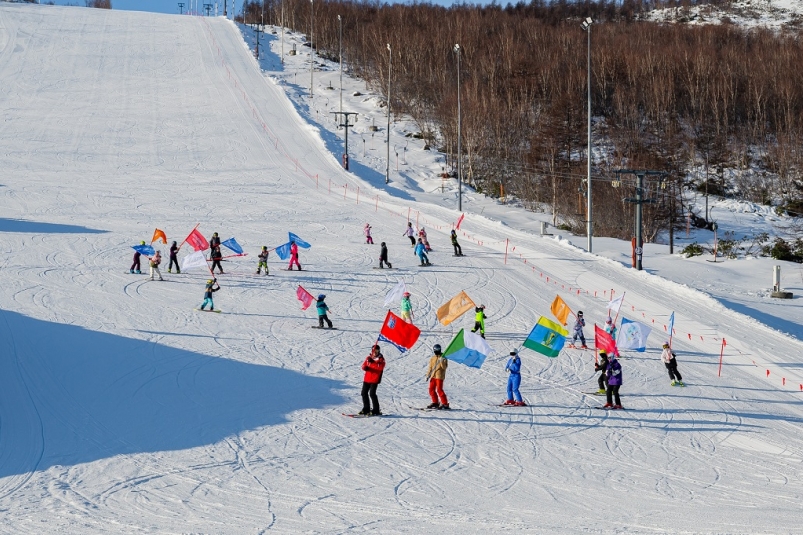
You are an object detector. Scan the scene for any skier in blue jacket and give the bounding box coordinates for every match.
[570,311,587,349]
[414,238,430,266]
[316,294,333,328]
[504,350,526,406]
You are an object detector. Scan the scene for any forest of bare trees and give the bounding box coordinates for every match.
[239,0,802,241]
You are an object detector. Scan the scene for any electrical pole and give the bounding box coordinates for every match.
[338,15,343,117]
[385,43,391,184]
[454,43,462,212]
[309,0,314,98]
[178,2,184,14]
[619,169,665,271]
[223,0,227,17]
[332,112,358,170]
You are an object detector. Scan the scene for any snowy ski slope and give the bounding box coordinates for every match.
[1,4,802,533]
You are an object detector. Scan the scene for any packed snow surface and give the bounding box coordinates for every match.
[1,5,802,533]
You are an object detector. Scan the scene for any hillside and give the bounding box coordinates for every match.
[1,4,802,533]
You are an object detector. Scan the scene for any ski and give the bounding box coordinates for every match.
[411,406,456,411]
[671,382,686,387]
[418,264,435,267]
[594,406,628,410]
[495,404,528,407]
[452,254,465,257]
[583,391,607,396]
[196,309,222,313]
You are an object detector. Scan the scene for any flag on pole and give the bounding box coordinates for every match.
[221,237,244,255]
[607,294,625,317]
[274,242,291,260]
[151,228,167,245]
[594,324,619,356]
[296,285,315,310]
[132,244,155,256]
[616,317,651,352]
[522,316,568,358]
[377,310,421,353]
[455,213,465,230]
[181,250,209,271]
[288,232,311,248]
[383,279,407,308]
[550,295,572,326]
[442,328,491,369]
[436,291,476,326]
[667,312,675,347]
[184,228,209,251]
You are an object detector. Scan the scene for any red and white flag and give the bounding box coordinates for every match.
[455,213,465,230]
[378,310,421,353]
[296,285,315,311]
[184,228,209,251]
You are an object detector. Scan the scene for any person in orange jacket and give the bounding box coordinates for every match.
[359,345,386,415]
[425,344,449,409]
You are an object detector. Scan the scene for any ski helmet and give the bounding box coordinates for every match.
[663,341,670,348]
[318,294,325,300]
[510,349,518,356]
[207,279,213,284]
[140,240,146,245]
[606,317,612,324]
[262,246,267,250]
[433,344,442,354]
[577,311,583,316]
[403,292,410,297]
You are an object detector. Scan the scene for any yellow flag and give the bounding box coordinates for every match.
[151,228,167,245]
[436,291,476,326]
[550,294,572,326]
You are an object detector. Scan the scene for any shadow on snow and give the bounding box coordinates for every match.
[0,218,108,235]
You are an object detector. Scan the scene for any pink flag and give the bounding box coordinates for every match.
[184,228,209,251]
[296,285,315,310]
[455,213,465,230]
[594,324,619,356]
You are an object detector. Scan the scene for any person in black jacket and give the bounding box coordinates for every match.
[379,242,392,268]
[168,241,180,273]
[594,350,610,394]
[209,232,224,274]
[200,278,220,311]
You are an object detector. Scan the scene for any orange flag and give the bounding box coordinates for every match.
[550,294,572,326]
[151,228,167,244]
[436,291,476,326]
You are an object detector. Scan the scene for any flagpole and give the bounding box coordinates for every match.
[178,223,200,252]
[612,291,626,324]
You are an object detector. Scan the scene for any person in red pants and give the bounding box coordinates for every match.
[287,240,302,270]
[359,345,386,415]
[425,344,450,409]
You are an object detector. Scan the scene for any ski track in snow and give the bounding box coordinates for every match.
[0,4,802,533]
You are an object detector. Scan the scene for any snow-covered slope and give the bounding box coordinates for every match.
[1,4,802,533]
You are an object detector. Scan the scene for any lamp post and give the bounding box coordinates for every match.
[454,43,462,212]
[581,17,593,253]
[385,43,391,184]
[338,15,343,117]
[309,0,314,98]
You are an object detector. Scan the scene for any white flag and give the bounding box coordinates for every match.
[181,250,209,271]
[383,279,406,308]
[607,294,625,316]
[617,317,651,352]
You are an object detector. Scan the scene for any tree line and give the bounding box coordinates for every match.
[239,0,803,241]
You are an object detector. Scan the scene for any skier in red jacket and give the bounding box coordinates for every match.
[359,345,386,415]
[287,241,302,270]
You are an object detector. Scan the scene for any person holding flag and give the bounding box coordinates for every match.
[209,232,224,274]
[359,345,386,416]
[168,241,180,274]
[256,246,269,275]
[450,230,463,256]
[287,240,302,270]
[604,317,617,341]
[400,292,413,324]
[130,240,145,274]
[316,294,334,329]
[471,305,487,339]
[504,350,526,406]
[604,354,623,409]
[148,250,164,281]
[569,311,587,349]
[200,278,220,312]
[425,344,449,409]
[594,350,610,394]
[660,341,685,386]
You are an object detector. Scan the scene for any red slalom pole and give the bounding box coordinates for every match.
[718,338,727,377]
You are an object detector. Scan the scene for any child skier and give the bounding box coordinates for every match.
[168,241,180,274]
[257,246,269,275]
[359,344,386,416]
[378,242,392,268]
[450,230,463,256]
[594,350,610,394]
[149,250,164,281]
[130,240,144,274]
[400,291,413,323]
[364,223,374,244]
[471,305,487,338]
[425,344,449,409]
[200,278,220,311]
[287,240,302,270]
[316,294,333,328]
[660,342,684,386]
[209,232,224,274]
[570,311,587,349]
[604,354,623,409]
[504,350,525,406]
[403,222,416,247]
[414,238,431,266]
[418,227,431,251]
[604,317,617,340]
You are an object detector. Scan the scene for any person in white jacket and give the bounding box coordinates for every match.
[149,251,164,281]
[660,342,684,386]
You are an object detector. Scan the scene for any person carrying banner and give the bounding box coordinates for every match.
[504,350,525,406]
[209,232,224,274]
[149,250,164,281]
[594,350,610,394]
[450,230,463,256]
[414,238,431,266]
[471,305,487,338]
[200,278,220,311]
[569,311,587,349]
[364,223,374,244]
[316,294,333,329]
[379,242,392,268]
[359,345,386,416]
[661,342,684,386]
[426,344,449,409]
[403,222,416,247]
[604,317,617,340]
[257,246,269,275]
[130,240,144,274]
[168,241,180,274]
[287,240,302,270]
[400,292,413,323]
[604,354,623,409]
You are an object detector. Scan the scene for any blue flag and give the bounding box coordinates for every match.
[274,242,291,260]
[221,237,243,255]
[667,312,675,345]
[288,232,311,248]
[132,244,155,256]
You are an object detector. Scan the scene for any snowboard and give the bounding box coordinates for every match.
[594,406,628,410]
[311,326,338,330]
[496,403,528,407]
[418,263,435,267]
[342,413,386,418]
[671,382,686,387]
[372,267,396,270]
[411,406,455,411]
[196,309,222,313]
[452,254,465,257]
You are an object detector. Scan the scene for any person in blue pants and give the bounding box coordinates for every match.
[414,238,430,266]
[200,278,220,311]
[504,350,526,406]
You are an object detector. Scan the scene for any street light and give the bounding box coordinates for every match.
[310,0,314,98]
[385,43,391,184]
[454,43,462,211]
[581,16,593,253]
[338,15,343,117]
